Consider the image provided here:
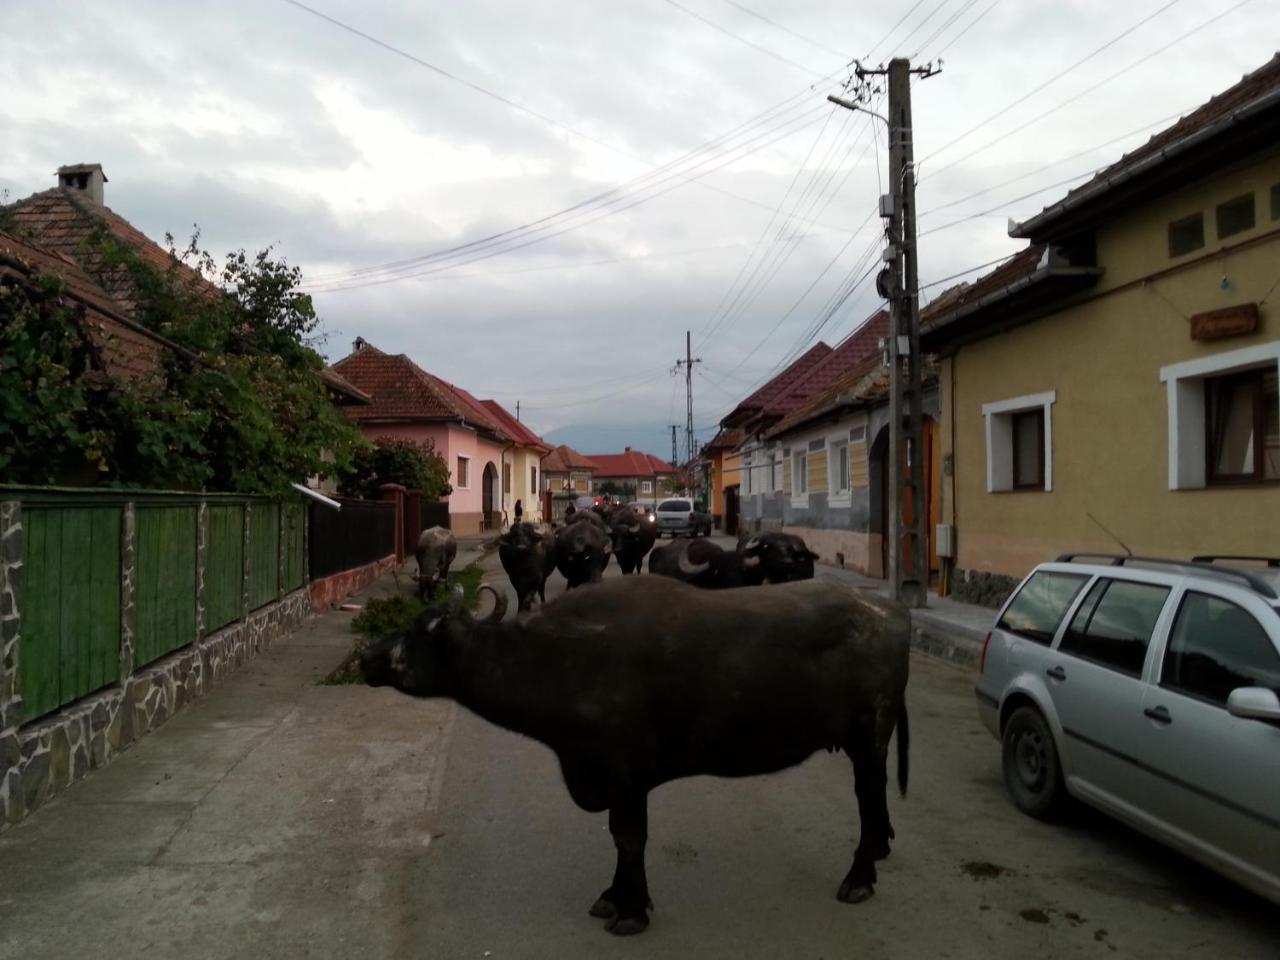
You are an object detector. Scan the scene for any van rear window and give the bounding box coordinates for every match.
[997,571,1090,645]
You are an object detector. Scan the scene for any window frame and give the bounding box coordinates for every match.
[1167,212,1205,257]
[640,479,653,494]
[1159,589,1280,709]
[1010,409,1046,490]
[1215,192,1256,240]
[830,439,851,496]
[1160,342,1280,490]
[793,449,808,496]
[456,455,471,490]
[996,570,1090,646]
[1058,577,1172,678]
[982,391,1056,493]
[1203,367,1278,485]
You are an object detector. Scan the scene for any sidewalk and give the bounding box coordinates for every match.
[0,568,456,960]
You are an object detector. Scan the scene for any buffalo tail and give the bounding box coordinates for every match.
[896,700,910,797]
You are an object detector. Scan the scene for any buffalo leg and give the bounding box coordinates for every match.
[589,794,652,935]
[838,736,890,903]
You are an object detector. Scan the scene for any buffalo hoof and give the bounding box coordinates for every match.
[589,892,653,919]
[605,914,650,936]
[836,881,875,904]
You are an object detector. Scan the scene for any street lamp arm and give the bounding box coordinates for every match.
[827,94,888,127]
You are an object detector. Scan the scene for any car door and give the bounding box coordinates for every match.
[1042,577,1174,810]
[1137,589,1280,892]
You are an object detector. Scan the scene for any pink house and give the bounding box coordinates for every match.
[330,339,510,535]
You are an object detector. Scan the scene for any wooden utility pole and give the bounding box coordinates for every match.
[674,330,701,466]
[669,425,680,471]
[829,57,936,608]
[516,400,521,421]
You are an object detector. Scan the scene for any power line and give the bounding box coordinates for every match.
[926,0,1255,179]
[660,0,831,77]
[894,0,955,56]
[922,0,1186,163]
[912,0,982,57]
[717,0,851,58]
[918,168,1105,237]
[865,1,928,60]
[933,0,1002,57]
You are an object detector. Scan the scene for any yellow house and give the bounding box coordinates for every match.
[701,428,744,530]
[922,56,1280,603]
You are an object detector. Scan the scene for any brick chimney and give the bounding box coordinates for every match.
[352,336,367,353]
[56,163,107,205]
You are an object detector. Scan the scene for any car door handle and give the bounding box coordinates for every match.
[1143,705,1172,725]
[1045,666,1066,681]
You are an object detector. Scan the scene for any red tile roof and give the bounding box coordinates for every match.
[0,229,188,382]
[723,342,833,425]
[3,188,215,317]
[765,310,891,416]
[919,247,1044,328]
[700,427,745,455]
[587,449,674,478]
[541,444,597,473]
[478,399,551,452]
[317,367,372,405]
[329,344,506,437]
[1014,54,1280,239]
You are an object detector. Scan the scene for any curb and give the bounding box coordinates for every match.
[908,614,984,670]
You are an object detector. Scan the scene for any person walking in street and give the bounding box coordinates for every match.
[514,499,523,525]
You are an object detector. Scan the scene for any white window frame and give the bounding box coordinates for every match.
[769,453,778,492]
[641,479,653,494]
[792,448,809,504]
[456,454,471,490]
[982,391,1056,493]
[742,452,753,496]
[1159,341,1280,490]
[830,439,851,501]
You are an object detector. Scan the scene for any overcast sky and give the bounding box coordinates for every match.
[3,0,1276,457]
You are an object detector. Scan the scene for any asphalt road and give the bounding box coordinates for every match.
[401,546,1277,958]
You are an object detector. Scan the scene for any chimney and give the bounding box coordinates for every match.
[624,446,632,452]
[352,336,367,353]
[56,163,107,205]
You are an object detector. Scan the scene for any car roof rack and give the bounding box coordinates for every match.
[1191,554,1280,568]
[1054,553,1279,600]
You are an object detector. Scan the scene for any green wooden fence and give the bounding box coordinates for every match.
[5,487,307,723]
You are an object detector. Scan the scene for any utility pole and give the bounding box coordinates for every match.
[669,425,680,472]
[674,330,701,467]
[830,57,937,608]
[516,400,520,422]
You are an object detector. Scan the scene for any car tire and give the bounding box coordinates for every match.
[1001,705,1066,821]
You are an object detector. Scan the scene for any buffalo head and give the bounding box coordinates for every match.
[739,532,819,584]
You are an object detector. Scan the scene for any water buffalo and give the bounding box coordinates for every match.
[609,506,657,575]
[498,522,557,611]
[360,575,910,935]
[555,510,612,587]
[415,526,456,600]
[740,532,820,583]
[648,537,748,589]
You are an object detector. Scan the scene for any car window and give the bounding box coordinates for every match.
[657,500,691,512]
[1059,579,1170,676]
[997,571,1089,645]
[1161,592,1280,705]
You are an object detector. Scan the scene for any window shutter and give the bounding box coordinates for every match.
[850,441,869,488]
[809,450,828,492]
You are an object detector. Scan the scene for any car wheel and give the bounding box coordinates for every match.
[1001,705,1065,820]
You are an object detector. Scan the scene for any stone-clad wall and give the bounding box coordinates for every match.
[0,497,311,831]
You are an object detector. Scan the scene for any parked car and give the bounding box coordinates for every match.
[654,498,711,537]
[975,553,1280,904]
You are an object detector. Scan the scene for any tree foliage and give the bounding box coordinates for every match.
[0,227,364,494]
[338,436,452,501]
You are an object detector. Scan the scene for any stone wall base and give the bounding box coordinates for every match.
[308,556,396,609]
[449,512,483,536]
[952,568,1019,609]
[0,589,309,831]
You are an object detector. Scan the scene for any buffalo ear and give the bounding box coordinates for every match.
[445,583,465,614]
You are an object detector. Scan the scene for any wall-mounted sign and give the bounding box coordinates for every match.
[1190,303,1259,341]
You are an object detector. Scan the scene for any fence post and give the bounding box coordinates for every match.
[277,501,286,601]
[0,501,25,734]
[241,502,252,619]
[194,500,207,641]
[378,484,406,563]
[118,502,136,682]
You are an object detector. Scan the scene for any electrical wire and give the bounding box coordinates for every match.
[921,0,1186,164]
[717,0,850,59]
[933,0,1002,57]
[864,1,928,60]
[660,0,832,77]
[912,0,981,58]
[894,0,955,56]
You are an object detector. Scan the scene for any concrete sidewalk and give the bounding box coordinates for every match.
[0,567,457,960]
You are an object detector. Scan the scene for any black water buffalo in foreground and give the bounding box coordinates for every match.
[740,531,820,583]
[555,510,612,587]
[608,506,658,574]
[414,526,457,600]
[647,536,745,589]
[361,575,910,936]
[498,522,557,611]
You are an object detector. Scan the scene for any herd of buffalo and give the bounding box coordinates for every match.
[369,502,912,936]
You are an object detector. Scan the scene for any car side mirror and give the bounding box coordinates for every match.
[1225,687,1280,723]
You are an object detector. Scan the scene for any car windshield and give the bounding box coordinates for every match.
[657,500,692,512]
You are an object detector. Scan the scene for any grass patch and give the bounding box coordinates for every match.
[320,563,485,685]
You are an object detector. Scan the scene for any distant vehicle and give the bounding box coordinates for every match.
[654,498,711,538]
[572,496,597,511]
[626,502,657,524]
[975,553,1280,905]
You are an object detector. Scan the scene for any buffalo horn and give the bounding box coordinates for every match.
[741,555,762,569]
[678,551,711,575]
[742,536,761,552]
[477,584,508,624]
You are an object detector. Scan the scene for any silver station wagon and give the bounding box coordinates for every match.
[975,554,1280,904]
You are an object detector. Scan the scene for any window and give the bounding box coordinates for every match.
[1168,213,1204,257]
[982,391,1055,492]
[769,455,778,492]
[531,466,538,493]
[831,440,851,494]
[742,453,752,496]
[997,571,1089,645]
[1271,183,1280,221]
[1161,592,1280,705]
[1161,343,1280,489]
[849,423,867,444]
[793,450,808,495]
[1060,579,1170,676]
[641,480,652,494]
[502,462,512,495]
[1215,193,1255,239]
[571,472,590,491]
[1205,368,1280,484]
[1011,410,1045,489]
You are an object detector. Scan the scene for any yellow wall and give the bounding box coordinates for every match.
[942,150,1280,579]
[507,447,543,523]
